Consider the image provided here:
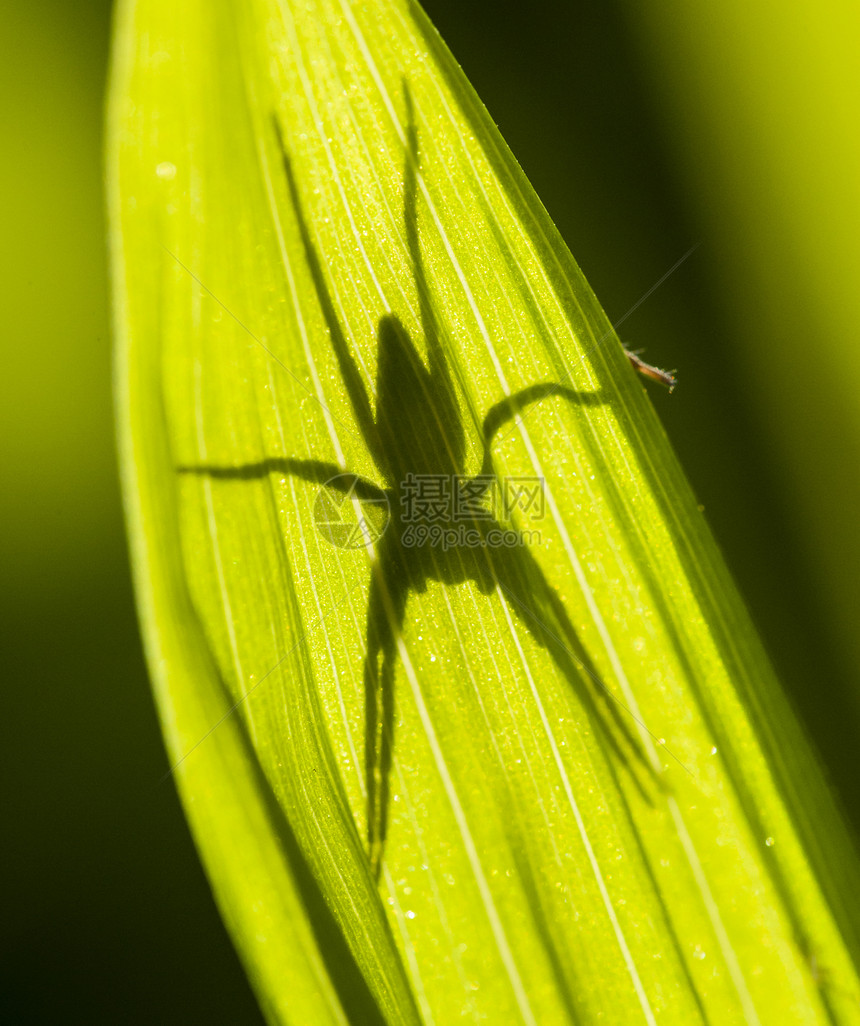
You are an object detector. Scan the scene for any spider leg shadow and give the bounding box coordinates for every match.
[480,383,608,476]
[475,385,662,800]
[488,536,661,803]
[179,453,404,875]
[363,539,410,879]
[272,117,383,470]
[177,457,389,503]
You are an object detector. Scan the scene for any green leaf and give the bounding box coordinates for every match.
[107,0,860,1022]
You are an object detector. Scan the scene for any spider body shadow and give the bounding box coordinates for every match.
[181,88,656,877]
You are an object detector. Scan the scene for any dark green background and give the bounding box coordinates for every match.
[3,0,857,1021]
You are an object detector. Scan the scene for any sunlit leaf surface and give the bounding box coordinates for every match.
[108,0,860,1022]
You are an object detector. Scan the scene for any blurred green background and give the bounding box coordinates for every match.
[3,0,857,1021]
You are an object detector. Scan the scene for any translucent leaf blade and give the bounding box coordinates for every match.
[108,0,860,1022]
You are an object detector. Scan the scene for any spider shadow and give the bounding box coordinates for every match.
[180,85,658,876]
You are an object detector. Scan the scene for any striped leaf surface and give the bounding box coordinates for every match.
[108,0,860,1022]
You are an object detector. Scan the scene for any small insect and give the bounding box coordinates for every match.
[181,86,671,873]
[624,349,676,392]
